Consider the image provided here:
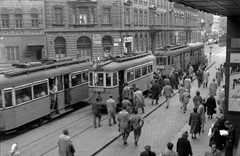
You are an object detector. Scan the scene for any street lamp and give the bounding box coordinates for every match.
[209,45,213,62]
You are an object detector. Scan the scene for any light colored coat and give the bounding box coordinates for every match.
[118,110,130,133]
[181,92,191,104]
[134,90,145,108]
[215,70,222,82]
[209,81,218,96]
[58,134,72,156]
[106,98,116,114]
[161,149,179,156]
[203,70,210,83]
[163,85,173,97]
[178,86,185,101]
[184,78,191,90]
[197,104,206,123]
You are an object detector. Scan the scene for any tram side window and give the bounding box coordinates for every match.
[113,72,118,86]
[0,92,2,108]
[72,73,82,87]
[33,82,48,99]
[142,66,147,76]
[135,68,141,79]
[95,73,104,86]
[90,72,93,86]
[4,90,12,107]
[148,64,153,73]
[82,72,88,83]
[106,73,111,86]
[167,56,171,65]
[15,86,32,104]
[127,70,134,82]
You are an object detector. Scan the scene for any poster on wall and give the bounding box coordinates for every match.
[228,71,240,112]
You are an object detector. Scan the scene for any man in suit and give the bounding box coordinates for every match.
[163,83,173,109]
[140,145,156,156]
[176,131,193,156]
[151,80,160,105]
[92,98,101,128]
[130,110,144,146]
[161,142,178,156]
[181,89,191,113]
[58,129,74,156]
[118,105,130,145]
[215,69,222,86]
[106,95,117,126]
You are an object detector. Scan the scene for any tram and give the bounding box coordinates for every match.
[88,53,156,110]
[0,57,92,132]
[155,42,206,77]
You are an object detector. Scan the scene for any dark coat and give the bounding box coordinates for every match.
[206,96,216,115]
[189,112,201,135]
[140,151,156,156]
[177,137,193,156]
[151,83,160,100]
[169,75,176,88]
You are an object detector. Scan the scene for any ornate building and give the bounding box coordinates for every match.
[0,0,45,64]
[197,11,214,42]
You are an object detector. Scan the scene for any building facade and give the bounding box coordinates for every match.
[197,11,214,42]
[0,0,45,64]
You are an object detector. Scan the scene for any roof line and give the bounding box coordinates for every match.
[207,0,228,11]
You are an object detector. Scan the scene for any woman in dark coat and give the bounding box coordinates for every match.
[189,108,201,139]
[177,131,193,156]
[151,79,160,105]
[206,94,217,119]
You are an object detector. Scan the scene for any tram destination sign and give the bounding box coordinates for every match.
[228,71,240,112]
[92,88,104,92]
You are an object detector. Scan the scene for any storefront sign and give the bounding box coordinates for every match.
[230,53,240,63]
[124,37,133,42]
[228,71,240,112]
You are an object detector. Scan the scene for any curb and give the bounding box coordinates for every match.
[91,61,216,156]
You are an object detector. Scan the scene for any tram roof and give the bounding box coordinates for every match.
[188,42,204,50]
[155,45,191,56]
[169,0,240,16]
[90,55,156,72]
[0,61,92,89]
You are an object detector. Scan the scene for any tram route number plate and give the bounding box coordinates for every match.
[92,88,104,92]
[156,65,165,69]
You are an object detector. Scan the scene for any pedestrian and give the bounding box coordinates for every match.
[197,101,206,133]
[122,82,131,100]
[176,131,193,156]
[183,76,192,92]
[219,64,224,81]
[9,143,20,156]
[122,96,132,113]
[189,64,194,81]
[118,105,131,145]
[181,89,191,113]
[206,94,217,119]
[192,91,203,109]
[195,68,203,88]
[50,82,59,114]
[106,95,117,126]
[140,145,156,156]
[130,110,144,146]
[204,141,222,156]
[169,73,176,89]
[178,84,185,108]
[161,142,178,156]
[162,82,174,109]
[189,108,201,139]
[203,69,210,88]
[218,85,225,114]
[215,69,222,86]
[174,70,180,89]
[209,78,218,96]
[92,98,101,128]
[158,75,165,96]
[133,86,145,114]
[151,79,160,105]
[58,129,75,156]
[164,76,170,86]
[224,121,236,156]
[129,86,135,104]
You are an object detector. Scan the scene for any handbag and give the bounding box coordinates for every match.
[69,144,75,154]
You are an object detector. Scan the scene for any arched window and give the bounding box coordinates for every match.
[102,36,113,58]
[54,37,66,58]
[77,36,92,58]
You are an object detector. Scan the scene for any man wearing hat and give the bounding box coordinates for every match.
[176,131,193,156]
[140,145,156,156]
[224,121,236,156]
[181,89,191,113]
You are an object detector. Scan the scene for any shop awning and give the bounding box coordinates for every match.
[27,42,45,47]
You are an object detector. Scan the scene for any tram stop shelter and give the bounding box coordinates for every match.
[170,0,240,152]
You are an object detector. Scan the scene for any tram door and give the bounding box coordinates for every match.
[118,70,125,102]
[56,76,65,111]
[64,74,71,107]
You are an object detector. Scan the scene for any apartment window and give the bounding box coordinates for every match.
[54,37,66,58]
[134,9,138,25]
[139,0,143,5]
[134,0,138,3]
[79,8,88,24]
[6,46,20,61]
[164,14,167,26]
[31,14,38,28]
[1,14,9,28]
[149,11,153,25]
[157,0,160,7]
[144,11,147,25]
[54,7,63,24]
[144,0,148,5]
[15,14,23,28]
[125,8,130,24]
[103,7,111,24]
[76,7,94,24]
[139,11,143,25]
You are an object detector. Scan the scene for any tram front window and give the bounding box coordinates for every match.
[157,57,167,65]
[106,73,111,86]
[82,71,88,83]
[4,90,12,107]
[72,73,82,87]
[127,70,134,82]
[113,72,117,86]
[95,73,104,86]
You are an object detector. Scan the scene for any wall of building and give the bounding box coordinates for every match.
[0,0,45,63]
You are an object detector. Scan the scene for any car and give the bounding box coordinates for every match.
[207,39,214,45]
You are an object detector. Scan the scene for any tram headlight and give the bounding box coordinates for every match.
[96,96,102,102]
